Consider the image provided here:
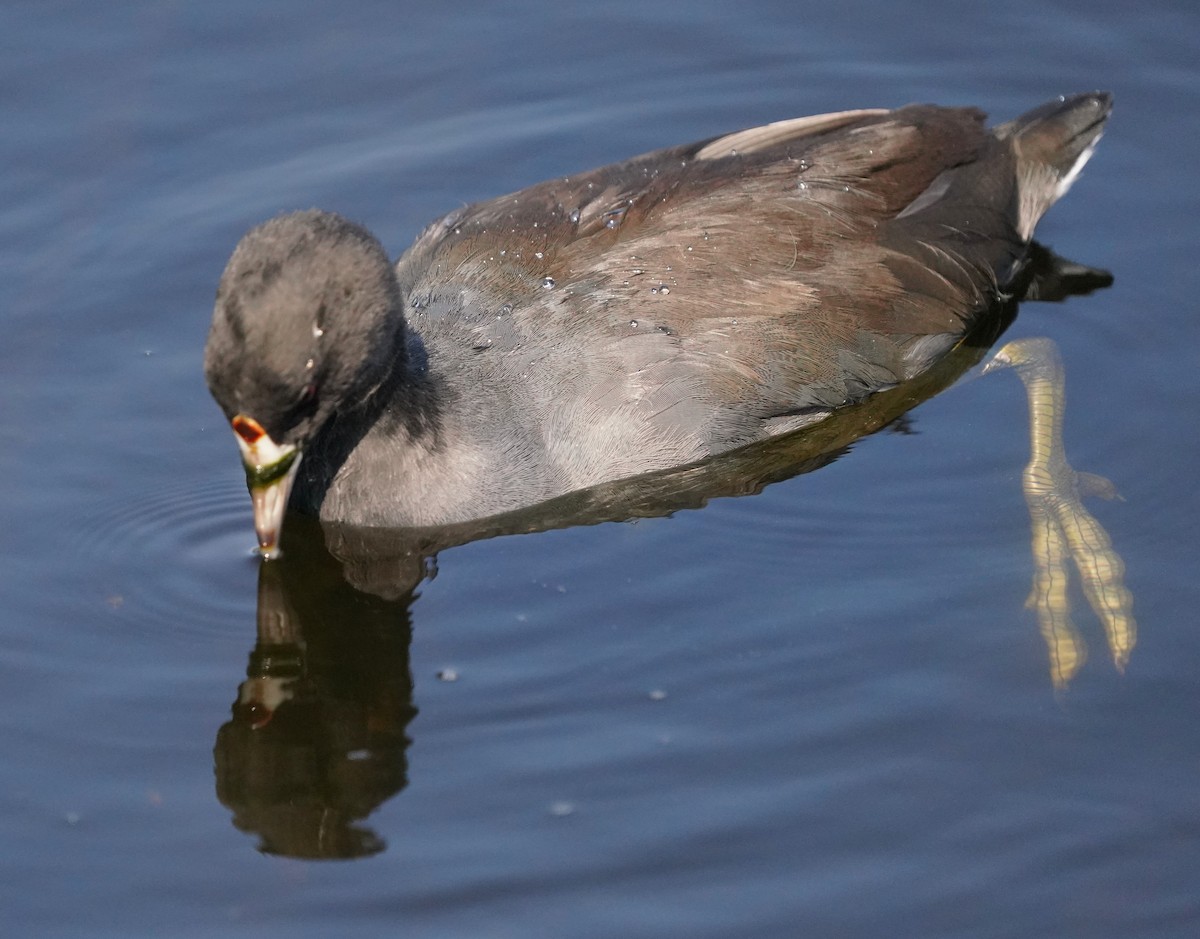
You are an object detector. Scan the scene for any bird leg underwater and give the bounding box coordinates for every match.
[984,337,1136,690]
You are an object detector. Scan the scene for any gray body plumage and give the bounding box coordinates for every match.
[206,94,1111,529]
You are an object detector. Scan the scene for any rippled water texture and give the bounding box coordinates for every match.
[2,2,1199,937]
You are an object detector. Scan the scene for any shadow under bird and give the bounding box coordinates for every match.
[204,93,1111,556]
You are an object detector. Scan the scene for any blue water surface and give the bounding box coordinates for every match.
[2,1,1198,937]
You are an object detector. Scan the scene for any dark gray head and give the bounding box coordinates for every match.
[205,210,405,555]
[206,210,404,445]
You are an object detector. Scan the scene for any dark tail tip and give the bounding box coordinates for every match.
[1020,241,1114,302]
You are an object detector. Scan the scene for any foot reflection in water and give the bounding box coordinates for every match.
[986,338,1137,689]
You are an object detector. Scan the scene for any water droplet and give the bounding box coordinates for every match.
[499,303,513,315]
[629,319,639,328]
[305,358,314,370]
[686,245,693,252]
[650,287,659,295]
[534,251,544,260]
[603,203,631,229]
[568,208,581,223]
[658,285,670,295]
[542,277,556,289]
[437,668,459,682]
[312,323,325,338]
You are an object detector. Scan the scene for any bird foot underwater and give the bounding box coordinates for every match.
[986,337,1137,690]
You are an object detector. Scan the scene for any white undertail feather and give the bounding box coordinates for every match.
[1055,134,1102,200]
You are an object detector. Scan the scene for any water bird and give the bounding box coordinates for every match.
[205,93,1111,556]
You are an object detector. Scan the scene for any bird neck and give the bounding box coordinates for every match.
[292,325,440,516]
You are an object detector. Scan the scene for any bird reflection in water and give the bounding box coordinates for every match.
[214,520,419,860]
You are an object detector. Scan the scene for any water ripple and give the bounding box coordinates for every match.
[78,476,259,642]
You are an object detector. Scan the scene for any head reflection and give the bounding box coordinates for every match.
[214,522,418,860]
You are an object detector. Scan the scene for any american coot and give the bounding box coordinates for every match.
[205,93,1111,556]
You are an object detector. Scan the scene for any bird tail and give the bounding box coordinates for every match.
[993,92,1112,239]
